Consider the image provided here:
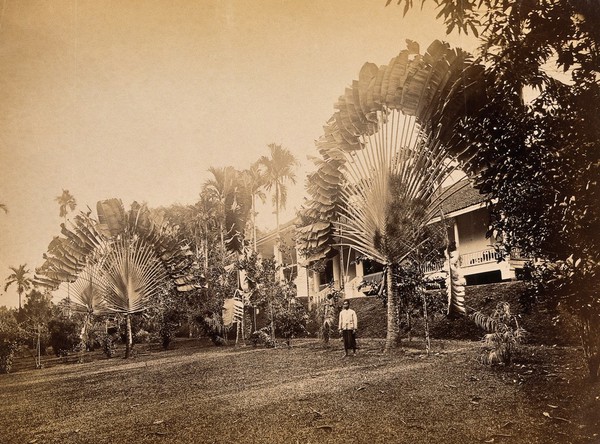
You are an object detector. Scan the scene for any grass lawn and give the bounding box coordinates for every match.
[1,337,599,444]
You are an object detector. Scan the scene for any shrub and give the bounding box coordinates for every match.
[48,317,80,357]
[472,302,526,366]
[318,291,341,343]
[250,327,276,348]
[274,299,310,346]
[99,325,119,358]
[0,338,19,374]
[135,329,151,344]
[0,309,21,374]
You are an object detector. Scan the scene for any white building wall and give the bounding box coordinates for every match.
[455,208,492,255]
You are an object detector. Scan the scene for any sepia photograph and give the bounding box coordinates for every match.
[0,1,598,443]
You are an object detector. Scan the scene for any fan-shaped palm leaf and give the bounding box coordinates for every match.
[299,40,482,350]
[66,264,107,316]
[102,238,166,314]
[102,238,167,357]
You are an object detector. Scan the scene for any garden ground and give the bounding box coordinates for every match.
[1,337,599,444]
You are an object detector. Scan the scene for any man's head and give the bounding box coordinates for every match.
[342,300,350,310]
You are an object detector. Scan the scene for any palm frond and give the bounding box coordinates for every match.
[63,264,108,315]
[96,199,126,238]
[445,248,466,316]
[102,238,167,315]
[298,40,484,317]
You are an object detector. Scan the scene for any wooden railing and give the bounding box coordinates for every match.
[460,248,503,267]
[423,260,444,274]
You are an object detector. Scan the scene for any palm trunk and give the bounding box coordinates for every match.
[275,187,284,282]
[422,289,431,355]
[79,314,90,362]
[275,186,280,237]
[125,314,133,359]
[252,195,257,252]
[35,325,41,369]
[384,264,400,352]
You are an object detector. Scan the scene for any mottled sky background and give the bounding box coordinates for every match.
[0,0,476,307]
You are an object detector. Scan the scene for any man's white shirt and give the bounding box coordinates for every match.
[339,308,357,330]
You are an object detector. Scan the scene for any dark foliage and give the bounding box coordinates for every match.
[47,317,80,357]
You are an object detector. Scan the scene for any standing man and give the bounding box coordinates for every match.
[338,299,357,356]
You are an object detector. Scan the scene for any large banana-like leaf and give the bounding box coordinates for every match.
[445,249,466,316]
[96,198,126,238]
[102,238,166,315]
[34,211,108,289]
[298,40,483,315]
[62,264,108,315]
[37,200,198,296]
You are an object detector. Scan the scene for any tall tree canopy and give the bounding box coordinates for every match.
[391,0,600,378]
[258,143,299,236]
[55,189,77,222]
[4,264,32,311]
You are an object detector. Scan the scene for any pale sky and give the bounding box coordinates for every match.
[0,0,476,308]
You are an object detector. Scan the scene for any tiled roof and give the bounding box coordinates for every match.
[257,181,486,243]
[438,180,486,214]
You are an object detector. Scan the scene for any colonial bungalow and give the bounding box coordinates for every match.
[256,180,527,308]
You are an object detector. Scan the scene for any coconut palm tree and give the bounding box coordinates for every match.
[202,166,239,255]
[56,190,77,223]
[298,40,477,351]
[240,162,266,251]
[258,144,299,238]
[4,264,32,311]
[258,144,299,279]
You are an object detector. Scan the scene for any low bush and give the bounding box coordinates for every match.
[0,309,22,374]
[48,317,80,357]
[472,302,526,365]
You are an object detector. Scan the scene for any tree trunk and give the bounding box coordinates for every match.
[35,325,41,369]
[422,290,430,355]
[79,314,90,362]
[125,314,133,359]
[252,195,257,252]
[384,265,400,352]
[580,312,600,380]
[275,189,284,282]
[269,299,275,343]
